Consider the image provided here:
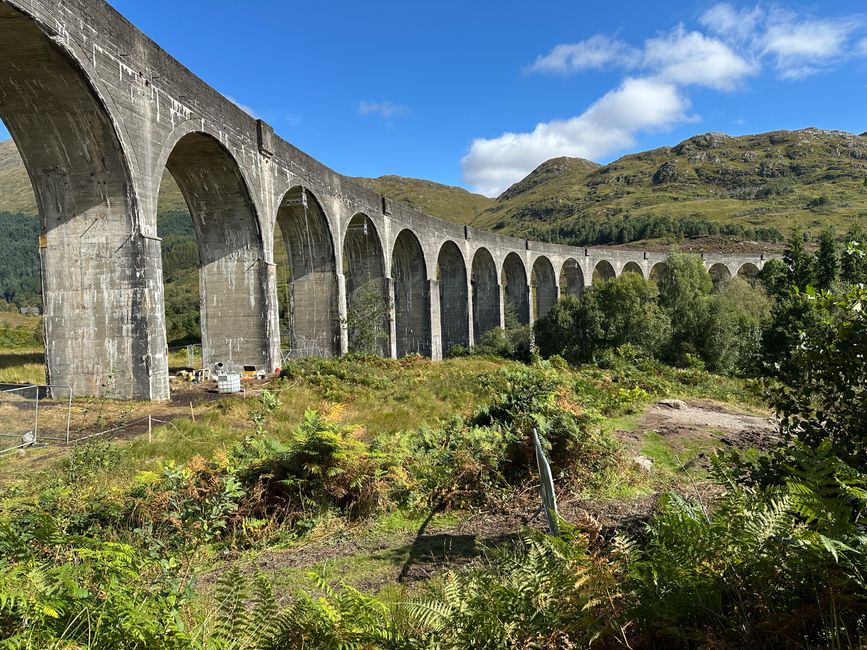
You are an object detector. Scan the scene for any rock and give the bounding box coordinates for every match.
[633,456,654,472]
[658,399,687,410]
[652,160,686,185]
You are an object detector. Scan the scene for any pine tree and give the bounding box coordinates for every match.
[783,227,815,289]
[815,228,839,290]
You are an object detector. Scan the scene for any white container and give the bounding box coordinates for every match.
[216,373,241,394]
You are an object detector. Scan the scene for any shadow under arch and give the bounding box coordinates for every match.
[709,262,732,290]
[0,2,164,399]
[649,262,668,283]
[438,241,469,356]
[343,214,389,356]
[622,261,644,278]
[737,262,760,285]
[502,253,529,325]
[274,186,340,359]
[471,248,500,340]
[531,256,557,320]
[162,131,270,371]
[392,229,430,357]
[559,258,584,298]
[593,259,616,285]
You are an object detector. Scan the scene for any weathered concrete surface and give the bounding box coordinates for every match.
[0,0,777,399]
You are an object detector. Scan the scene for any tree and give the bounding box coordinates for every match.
[757,258,788,299]
[703,277,771,374]
[840,226,867,285]
[783,227,815,289]
[534,294,604,364]
[814,228,838,290]
[344,283,390,355]
[657,251,712,364]
[594,273,670,358]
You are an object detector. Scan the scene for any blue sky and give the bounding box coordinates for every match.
[3,1,867,196]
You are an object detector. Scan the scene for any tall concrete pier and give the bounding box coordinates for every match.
[0,0,773,400]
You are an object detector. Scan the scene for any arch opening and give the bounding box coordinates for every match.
[162,132,269,372]
[593,260,616,285]
[649,262,668,283]
[531,257,557,320]
[392,230,430,357]
[438,242,469,356]
[709,263,732,290]
[737,262,760,285]
[502,253,530,326]
[343,214,389,356]
[274,187,339,359]
[622,261,644,277]
[472,248,500,340]
[0,4,165,398]
[559,259,584,298]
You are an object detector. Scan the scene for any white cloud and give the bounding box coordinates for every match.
[645,27,757,90]
[462,78,690,197]
[763,11,860,78]
[225,95,259,119]
[527,35,638,74]
[358,100,410,119]
[699,3,764,42]
[701,3,864,79]
[464,3,867,196]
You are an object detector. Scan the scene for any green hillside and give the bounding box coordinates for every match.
[353,174,494,224]
[477,128,867,245]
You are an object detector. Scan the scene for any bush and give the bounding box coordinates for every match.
[471,325,532,363]
[473,366,616,484]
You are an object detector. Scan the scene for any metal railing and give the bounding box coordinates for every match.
[0,384,72,455]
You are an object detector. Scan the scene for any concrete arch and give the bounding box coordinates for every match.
[532,256,558,320]
[392,229,431,357]
[502,252,530,325]
[737,262,760,284]
[343,213,389,356]
[709,262,732,289]
[472,248,500,340]
[622,261,645,277]
[163,131,270,371]
[274,186,340,358]
[559,258,584,298]
[593,259,616,285]
[649,262,668,283]
[0,2,166,399]
[437,241,469,356]
[154,120,266,227]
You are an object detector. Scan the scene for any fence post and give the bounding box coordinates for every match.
[148,415,152,443]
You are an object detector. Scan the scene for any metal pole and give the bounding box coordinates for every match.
[33,385,39,446]
[66,387,72,445]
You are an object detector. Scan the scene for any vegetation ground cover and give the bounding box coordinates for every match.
[0,235,865,648]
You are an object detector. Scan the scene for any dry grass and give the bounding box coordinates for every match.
[0,349,45,384]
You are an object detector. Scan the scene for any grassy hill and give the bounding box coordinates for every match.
[477,128,867,245]
[353,174,493,224]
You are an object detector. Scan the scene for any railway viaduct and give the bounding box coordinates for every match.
[0,0,773,400]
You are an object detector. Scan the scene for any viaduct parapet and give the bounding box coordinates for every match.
[0,0,774,399]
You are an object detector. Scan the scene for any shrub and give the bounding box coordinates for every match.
[473,366,616,484]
